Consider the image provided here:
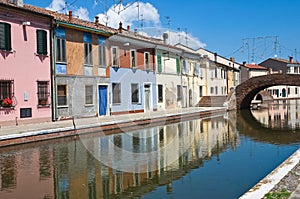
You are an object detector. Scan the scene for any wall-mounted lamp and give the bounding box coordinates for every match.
[22,21,31,26]
[123,42,130,56]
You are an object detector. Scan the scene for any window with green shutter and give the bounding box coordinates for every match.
[157,54,162,73]
[0,22,12,51]
[36,30,47,55]
[176,57,181,75]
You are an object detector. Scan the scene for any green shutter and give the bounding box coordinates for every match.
[157,54,162,73]
[176,57,181,74]
[0,23,11,51]
[37,30,47,55]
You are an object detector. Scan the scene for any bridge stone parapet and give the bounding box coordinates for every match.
[236,74,300,109]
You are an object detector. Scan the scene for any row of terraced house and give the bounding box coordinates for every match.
[0,0,241,126]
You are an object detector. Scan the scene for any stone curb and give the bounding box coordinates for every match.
[239,148,300,199]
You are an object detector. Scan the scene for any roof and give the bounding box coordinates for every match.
[245,64,268,70]
[263,57,300,64]
[0,0,117,35]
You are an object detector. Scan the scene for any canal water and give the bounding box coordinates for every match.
[0,100,300,199]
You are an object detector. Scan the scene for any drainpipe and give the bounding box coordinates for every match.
[50,19,56,122]
[53,23,58,121]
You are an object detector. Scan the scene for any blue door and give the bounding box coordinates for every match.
[98,86,107,116]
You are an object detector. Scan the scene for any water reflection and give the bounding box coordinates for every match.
[0,105,299,198]
[251,99,300,130]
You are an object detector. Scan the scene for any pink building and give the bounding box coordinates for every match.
[0,0,53,126]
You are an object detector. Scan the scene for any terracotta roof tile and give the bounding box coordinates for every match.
[246,64,268,70]
[0,0,117,34]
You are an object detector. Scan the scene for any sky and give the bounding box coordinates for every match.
[25,0,300,64]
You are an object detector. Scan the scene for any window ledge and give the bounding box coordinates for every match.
[84,64,93,67]
[57,105,68,108]
[0,49,15,54]
[0,106,14,110]
[85,104,94,107]
[35,53,49,57]
[38,104,51,108]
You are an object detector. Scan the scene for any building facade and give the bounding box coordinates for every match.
[51,12,116,119]
[0,0,53,125]
[107,26,157,115]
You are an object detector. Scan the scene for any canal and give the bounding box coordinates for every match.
[0,100,300,199]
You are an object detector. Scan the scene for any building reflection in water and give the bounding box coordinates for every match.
[251,99,300,129]
[0,115,238,199]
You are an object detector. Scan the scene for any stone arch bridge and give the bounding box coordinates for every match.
[236,74,300,109]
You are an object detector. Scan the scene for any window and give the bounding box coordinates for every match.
[215,68,218,78]
[210,69,214,78]
[84,43,93,65]
[112,47,119,67]
[144,52,150,70]
[85,85,93,105]
[0,80,13,106]
[130,50,137,68]
[199,86,203,97]
[57,85,67,106]
[98,45,106,67]
[194,63,199,76]
[177,85,182,101]
[55,28,66,62]
[215,86,218,95]
[0,22,11,51]
[84,33,93,65]
[36,30,47,55]
[37,81,49,106]
[131,84,139,103]
[158,84,163,103]
[182,60,188,74]
[112,83,121,104]
[296,88,298,95]
[288,88,291,95]
[56,38,66,62]
[210,87,214,94]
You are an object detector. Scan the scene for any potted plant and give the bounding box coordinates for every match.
[2,98,13,107]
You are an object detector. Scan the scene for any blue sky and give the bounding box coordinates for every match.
[25,0,300,63]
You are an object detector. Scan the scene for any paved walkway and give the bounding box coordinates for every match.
[0,107,224,141]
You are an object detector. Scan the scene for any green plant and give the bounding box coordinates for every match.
[264,189,291,199]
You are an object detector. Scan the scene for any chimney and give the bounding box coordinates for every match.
[10,0,23,7]
[230,57,235,62]
[268,68,273,74]
[95,16,99,26]
[162,33,169,44]
[118,21,123,33]
[68,10,73,22]
[289,56,293,63]
[127,25,130,31]
[242,61,246,66]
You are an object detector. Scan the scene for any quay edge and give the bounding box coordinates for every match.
[0,107,226,148]
[239,148,300,199]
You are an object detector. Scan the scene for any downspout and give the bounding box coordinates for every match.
[50,19,56,122]
[53,23,58,121]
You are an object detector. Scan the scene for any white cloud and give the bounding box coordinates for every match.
[46,0,90,21]
[46,0,65,11]
[97,2,160,28]
[138,27,206,49]
[96,2,205,49]
[74,7,90,21]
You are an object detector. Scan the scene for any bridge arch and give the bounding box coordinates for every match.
[236,74,300,109]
